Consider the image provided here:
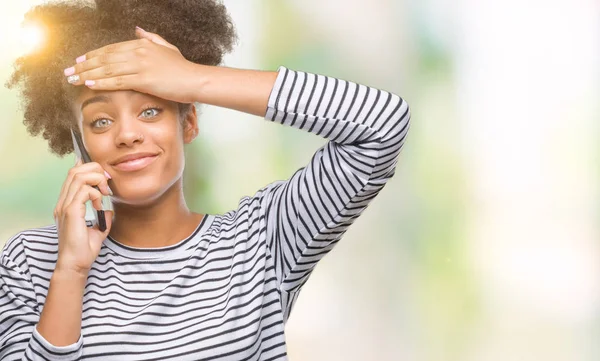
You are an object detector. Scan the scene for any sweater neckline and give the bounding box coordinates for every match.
[102,214,214,259]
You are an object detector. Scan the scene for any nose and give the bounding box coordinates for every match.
[114,118,145,148]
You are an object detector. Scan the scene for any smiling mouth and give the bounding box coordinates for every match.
[112,155,159,172]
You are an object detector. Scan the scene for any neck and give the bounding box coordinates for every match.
[108,179,204,248]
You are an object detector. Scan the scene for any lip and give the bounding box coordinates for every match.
[112,154,159,172]
[111,152,159,165]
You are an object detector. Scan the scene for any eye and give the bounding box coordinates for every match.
[140,107,161,118]
[92,118,112,129]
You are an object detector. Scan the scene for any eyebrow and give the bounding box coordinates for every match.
[81,95,111,112]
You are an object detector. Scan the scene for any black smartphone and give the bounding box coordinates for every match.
[70,128,107,232]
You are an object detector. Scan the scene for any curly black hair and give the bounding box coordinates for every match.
[5,0,237,156]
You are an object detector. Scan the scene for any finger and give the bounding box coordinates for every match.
[67,51,130,77]
[64,185,104,216]
[55,158,79,219]
[88,187,105,211]
[55,160,85,220]
[72,161,110,179]
[62,166,111,208]
[135,27,177,50]
[71,62,139,86]
[77,39,146,64]
[64,172,111,208]
[83,74,142,91]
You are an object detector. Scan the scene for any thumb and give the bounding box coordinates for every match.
[135,26,180,53]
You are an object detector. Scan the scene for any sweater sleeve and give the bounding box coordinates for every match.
[0,235,83,361]
[257,66,411,321]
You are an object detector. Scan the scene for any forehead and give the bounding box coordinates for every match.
[76,88,144,106]
[73,88,176,114]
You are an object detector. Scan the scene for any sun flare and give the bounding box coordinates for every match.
[20,23,45,54]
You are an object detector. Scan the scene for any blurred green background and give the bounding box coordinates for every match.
[0,1,598,360]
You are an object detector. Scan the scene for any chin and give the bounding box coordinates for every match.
[110,180,168,207]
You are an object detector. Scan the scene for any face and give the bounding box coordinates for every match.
[72,88,199,206]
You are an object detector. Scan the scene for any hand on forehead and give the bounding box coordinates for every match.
[63,27,199,105]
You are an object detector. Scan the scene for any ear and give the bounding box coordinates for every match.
[182,105,199,144]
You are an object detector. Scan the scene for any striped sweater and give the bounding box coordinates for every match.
[0,66,411,360]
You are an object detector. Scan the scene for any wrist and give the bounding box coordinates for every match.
[185,65,277,117]
[187,62,213,104]
[53,264,89,282]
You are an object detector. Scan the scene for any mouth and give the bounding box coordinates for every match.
[112,154,159,172]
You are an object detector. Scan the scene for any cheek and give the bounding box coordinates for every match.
[148,122,182,152]
[149,126,186,173]
[87,137,115,165]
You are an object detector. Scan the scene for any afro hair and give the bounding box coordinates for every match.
[6,0,237,156]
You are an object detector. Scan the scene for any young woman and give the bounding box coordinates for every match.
[0,1,411,360]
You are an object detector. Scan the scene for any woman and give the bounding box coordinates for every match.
[0,0,410,360]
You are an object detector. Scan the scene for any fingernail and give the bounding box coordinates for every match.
[76,55,86,63]
[64,67,75,76]
[85,80,95,87]
[107,186,114,196]
[104,171,112,179]
[136,26,146,32]
[67,74,80,84]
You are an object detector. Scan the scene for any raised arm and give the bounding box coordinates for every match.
[181,64,410,321]
[246,67,411,321]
